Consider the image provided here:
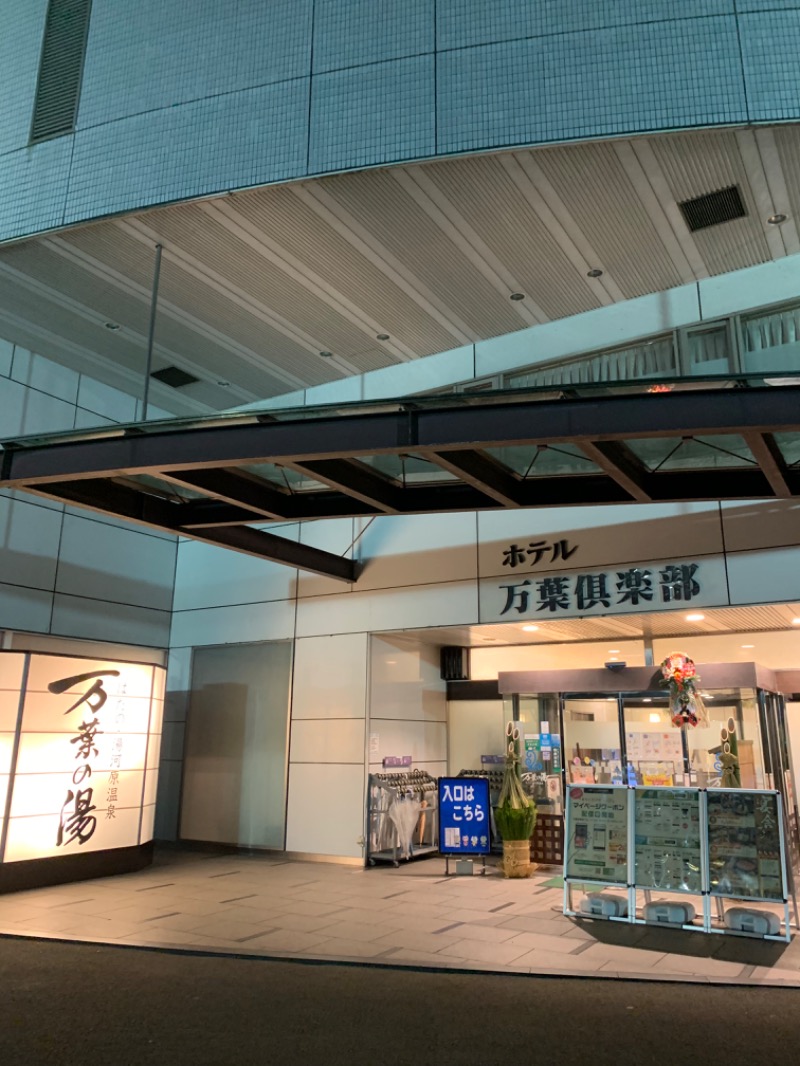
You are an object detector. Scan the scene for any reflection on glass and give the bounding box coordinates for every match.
[240,462,327,492]
[562,698,623,786]
[773,432,800,468]
[360,453,458,484]
[483,444,600,477]
[626,435,756,472]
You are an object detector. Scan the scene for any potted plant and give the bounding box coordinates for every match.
[495,723,537,878]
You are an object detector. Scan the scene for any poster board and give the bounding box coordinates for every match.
[565,785,628,885]
[706,789,786,901]
[633,787,702,893]
[626,731,683,764]
[438,777,491,855]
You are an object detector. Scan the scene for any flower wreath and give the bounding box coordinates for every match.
[660,652,701,728]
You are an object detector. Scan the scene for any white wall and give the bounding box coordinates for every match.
[0,337,178,648]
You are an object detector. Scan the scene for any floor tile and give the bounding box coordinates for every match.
[436,938,532,966]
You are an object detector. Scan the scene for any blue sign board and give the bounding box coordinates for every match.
[438,777,491,855]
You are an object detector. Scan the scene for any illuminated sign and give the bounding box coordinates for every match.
[0,653,165,865]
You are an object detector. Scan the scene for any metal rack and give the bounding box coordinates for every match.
[367,770,438,867]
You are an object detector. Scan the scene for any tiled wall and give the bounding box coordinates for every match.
[2,1,800,240]
[0,336,178,649]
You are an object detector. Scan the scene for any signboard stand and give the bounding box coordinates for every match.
[563,784,797,942]
[563,785,631,921]
[438,776,491,874]
[631,786,707,934]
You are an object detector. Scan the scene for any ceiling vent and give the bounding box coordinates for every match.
[150,366,200,389]
[30,0,93,142]
[678,185,747,232]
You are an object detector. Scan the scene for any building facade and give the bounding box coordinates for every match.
[2,1,800,867]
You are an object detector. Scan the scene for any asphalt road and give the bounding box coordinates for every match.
[1,936,798,1066]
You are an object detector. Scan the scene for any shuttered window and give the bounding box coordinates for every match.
[30,0,92,142]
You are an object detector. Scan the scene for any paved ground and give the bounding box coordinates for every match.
[0,847,798,986]
[2,937,800,1066]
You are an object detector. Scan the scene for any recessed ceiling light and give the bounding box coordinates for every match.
[768,213,787,225]
[104,322,120,331]
[792,618,800,626]
[643,698,652,703]
[587,268,603,278]
[685,613,705,622]
[319,350,333,358]
[608,649,620,654]
[522,624,539,632]
[376,333,390,341]
[741,644,754,649]
[509,292,525,301]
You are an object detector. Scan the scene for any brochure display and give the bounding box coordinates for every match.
[565,785,628,887]
[563,785,795,941]
[634,788,702,894]
[707,790,784,902]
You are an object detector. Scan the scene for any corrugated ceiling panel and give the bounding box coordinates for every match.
[142,205,399,374]
[422,154,602,321]
[649,132,771,275]
[773,127,800,236]
[319,169,528,338]
[231,185,465,355]
[534,141,686,298]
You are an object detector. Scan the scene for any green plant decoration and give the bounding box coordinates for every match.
[496,723,537,877]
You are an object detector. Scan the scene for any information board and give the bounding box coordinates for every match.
[438,777,491,855]
[707,790,785,901]
[565,785,628,885]
[633,788,702,892]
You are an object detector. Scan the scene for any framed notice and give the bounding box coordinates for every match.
[438,777,491,856]
[706,789,786,901]
[565,785,628,885]
[633,788,702,893]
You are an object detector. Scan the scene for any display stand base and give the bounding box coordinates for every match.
[444,855,487,876]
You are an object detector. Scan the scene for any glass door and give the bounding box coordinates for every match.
[622,693,687,786]
[561,694,624,786]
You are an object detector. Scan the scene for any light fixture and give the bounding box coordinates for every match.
[643,698,652,703]
[685,612,705,622]
[587,268,603,278]
[608,649,620,654]
[649,712,660,723]
[702,692,715,700]
[376,334,390,341]
[319,350,333,358]
[509,292,525,301]
[104,322,120,331]
[792,618,800,626]
[768,213,787,225]
[522,624,539,632]
[741,644,754,649]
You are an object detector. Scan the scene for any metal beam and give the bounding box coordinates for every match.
[425,449,522,506]
[578,441,651,502]
[25,478,358,581]
[646,467,773,501]
[189,525,359,582]
[282,459,404,513]
[161,468,294,519]
[742,432,793,498]
[6,386,800,486]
